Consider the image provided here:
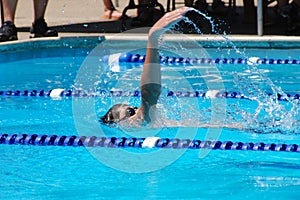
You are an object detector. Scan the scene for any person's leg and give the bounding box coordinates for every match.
[0,0,18,42]
[2,0,18,23]
[103,0,115,11]
[33,0,48,21]
[30,0,58,37]
[102,0,122,19]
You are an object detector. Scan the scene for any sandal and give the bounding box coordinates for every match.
[103,10,123,20]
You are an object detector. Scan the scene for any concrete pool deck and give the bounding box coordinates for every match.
[1,0,300,44]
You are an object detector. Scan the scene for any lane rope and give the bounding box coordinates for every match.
[0,89,299,101]
[0,134,299,153]
[101,53,300,65]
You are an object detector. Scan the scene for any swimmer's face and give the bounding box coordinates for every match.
[100,103,138,124]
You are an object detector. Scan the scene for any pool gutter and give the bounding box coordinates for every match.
[0,34,300,53]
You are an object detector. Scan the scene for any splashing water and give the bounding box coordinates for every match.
[84,8,300,134]
[156,8,300,134]
[211,21,300,133]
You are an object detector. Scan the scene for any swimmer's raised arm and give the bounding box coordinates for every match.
[137,7,191,123]
[100,7,192,126]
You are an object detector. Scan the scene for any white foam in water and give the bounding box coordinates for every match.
[247,57,260,66]
[142,137,160,148]
[108,53,122,72]
[50,88,65,98]
[205,90,219,98]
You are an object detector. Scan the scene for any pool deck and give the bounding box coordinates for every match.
[2,0,300,45]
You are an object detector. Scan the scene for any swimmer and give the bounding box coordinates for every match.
[100,7,192,127]
[99,7,242,130]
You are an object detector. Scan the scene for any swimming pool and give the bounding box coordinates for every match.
[1,35,300,199]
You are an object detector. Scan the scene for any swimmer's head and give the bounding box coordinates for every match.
[99,103,138,124]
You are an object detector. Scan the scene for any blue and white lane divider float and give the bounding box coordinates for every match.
[0,89,299,101]
[0,134,299,153]
[101,53,300,65]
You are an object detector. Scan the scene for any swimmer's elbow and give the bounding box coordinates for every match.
[141,83,161,106]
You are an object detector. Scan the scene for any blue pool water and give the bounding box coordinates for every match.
[0,37,300,199]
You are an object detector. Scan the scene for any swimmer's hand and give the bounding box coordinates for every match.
[148,7,193,40]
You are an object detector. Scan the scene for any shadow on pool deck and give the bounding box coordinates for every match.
[17,6,300,36]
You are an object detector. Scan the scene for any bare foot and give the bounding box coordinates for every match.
[102,10,123,20]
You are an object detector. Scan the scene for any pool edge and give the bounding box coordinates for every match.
[0,34,300,52]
